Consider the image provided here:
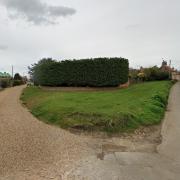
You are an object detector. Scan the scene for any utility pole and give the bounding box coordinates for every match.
[12,65,14,79]
[169,60,172,79]
[169,60,172,67]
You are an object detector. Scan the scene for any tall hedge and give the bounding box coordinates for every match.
[29,57,129,87]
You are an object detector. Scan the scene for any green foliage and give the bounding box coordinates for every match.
[14,73,22,80]
[0,72,11,78]
[143,66,169,81]
[21,81,173,133]
[12,73,24,86]
[29,57,129,87]
[0,78,11,88]
[137,72,146,81]
[13,80,24,86]
[129,66,169,83]
[129,69,139,83]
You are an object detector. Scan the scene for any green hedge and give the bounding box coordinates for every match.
[143,67,170,81]
[13,80,24,86]
[30,58,129,87]
[0,78,11,88]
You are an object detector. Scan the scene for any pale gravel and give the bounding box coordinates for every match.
[0,86,95,179]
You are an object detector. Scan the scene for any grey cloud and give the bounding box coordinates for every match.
[0,0,76,25]
[126,24,141,30]
[48,6,76,17]
[0,45,8,50]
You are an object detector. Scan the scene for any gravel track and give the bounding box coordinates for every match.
[0,86,94,179]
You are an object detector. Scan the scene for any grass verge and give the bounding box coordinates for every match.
[21,81,173,133]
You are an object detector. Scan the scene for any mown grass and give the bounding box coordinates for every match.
[21,81,173,133]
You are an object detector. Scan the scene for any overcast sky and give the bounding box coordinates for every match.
[0,0,179,75]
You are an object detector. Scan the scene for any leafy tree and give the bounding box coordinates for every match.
[143,66,169,81]
[14,73,22,80]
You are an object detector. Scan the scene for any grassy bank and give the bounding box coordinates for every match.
[21,81,173,133]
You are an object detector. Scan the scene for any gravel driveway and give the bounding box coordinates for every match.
[0,86,94,179]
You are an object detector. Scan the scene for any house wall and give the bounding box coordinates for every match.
[172,72,180,81]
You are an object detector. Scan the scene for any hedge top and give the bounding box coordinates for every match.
[29,57,129,87]
[0,72,11,78]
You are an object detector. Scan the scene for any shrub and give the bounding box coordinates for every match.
[29,57,129,87]
[144,66,169,81]
[14,73,22,80]
[13,80,24,86]
[0,79,11,88]
[137,72,145,81]
[12,73,25,86]
[129,69,139,83]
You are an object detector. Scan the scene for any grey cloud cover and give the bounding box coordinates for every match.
[0,0,76,25]
[0,45,8,50]
[125,24,141,30]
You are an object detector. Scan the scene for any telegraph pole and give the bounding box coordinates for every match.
[12,65,14,79]
[169,60,172,67]
[169,60,172,79]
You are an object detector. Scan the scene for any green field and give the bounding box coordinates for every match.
[21,81,173,133]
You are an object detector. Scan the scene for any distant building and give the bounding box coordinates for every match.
[160,60,180,80]
[160,60,174,72]
[172,72,180,81]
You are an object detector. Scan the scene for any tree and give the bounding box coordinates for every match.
[14,73,22,80]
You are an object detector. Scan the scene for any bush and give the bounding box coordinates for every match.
[13,80,24,86]
[137,72,146,81]
[29,57,129,87]
[0,79,11,88]
[144,66,169,81]
[14,73,22,80]
[12,73,25,86]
